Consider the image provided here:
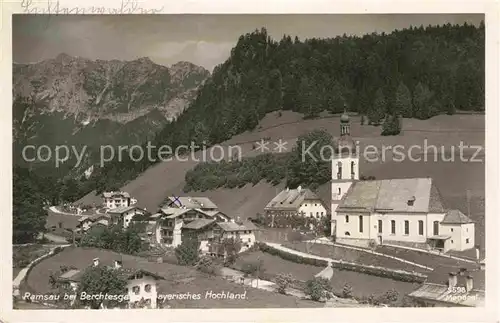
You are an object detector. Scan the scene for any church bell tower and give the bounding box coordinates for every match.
[331,108,359,236]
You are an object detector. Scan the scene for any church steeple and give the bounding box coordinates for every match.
[340,107,350,136]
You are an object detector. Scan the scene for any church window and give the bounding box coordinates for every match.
[433,221,439,235]
[359,216,363,233]
[404,220,409,235]
[378,220,382,233]
[345,231,350,236]
[391,220,396,234]
[345,215,349,223]
[338,188,341,196]
[418,220,424,235]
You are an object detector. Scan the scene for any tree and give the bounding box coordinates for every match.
[342,283,353,298]
[305,277,333,302]
[76,266,128,309]
[275,273,294,294]
[287,130,334,189]
[381,114,402,136]
[13,167,49,243]
[241,259,265,279]
[175,236,200,266]
[368,89,386,125]
[80,224,146,254]
[195,255,220,276]
[394,82,413,117]
[377,289,400,306]
[413,82,434,120]
[287,230,305,248]
[220,237,242,265]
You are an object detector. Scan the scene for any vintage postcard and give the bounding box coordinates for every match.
[1,1,499,322]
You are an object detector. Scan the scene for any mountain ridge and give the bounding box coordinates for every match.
[13,54,211,176]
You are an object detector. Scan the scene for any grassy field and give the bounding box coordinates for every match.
[283,242,429,273]
[13,244,53,279]
[234,250,419,302]
[25,247,321,308]
[76,111,485,247]
[233,251,322,281]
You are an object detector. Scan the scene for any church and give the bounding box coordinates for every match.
[330,112,475,252]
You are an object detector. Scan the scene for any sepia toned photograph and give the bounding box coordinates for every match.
[11,13,487,312]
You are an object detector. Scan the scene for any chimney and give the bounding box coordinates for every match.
[114,260,122,269]
[286,187,289,192]
[93,258,100,267]
[297,186,302,193]
[448,272,457,288]
[466,275,474,292]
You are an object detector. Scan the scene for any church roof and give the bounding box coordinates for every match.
[442,209,473,224]
[337,178,446,213]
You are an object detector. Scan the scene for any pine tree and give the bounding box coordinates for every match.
[413,83,434,120]
[369,89,386,125]
[381,114,402,136]
[394,82,413,118]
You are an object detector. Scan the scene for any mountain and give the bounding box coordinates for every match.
[13,54,210,174]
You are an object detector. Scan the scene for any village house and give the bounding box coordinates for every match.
[57,257,165,309]
[408,269,485,307]
[102,191,136,210]
[76,214,111,233]
[263,186,328,227]
[151,197,231,247]
[181,219,258,255]
[107,206,149,229]
[331,112,475,252]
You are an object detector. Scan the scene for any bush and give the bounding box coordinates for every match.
[377,289,399,305]
[305,277,333,302]
[275,273,293,294]
[241,259,265,277]
[175,238,200,266]
[195,255,220,276]
[342,283,353,298]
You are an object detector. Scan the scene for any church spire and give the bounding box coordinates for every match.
[340,105,350,136]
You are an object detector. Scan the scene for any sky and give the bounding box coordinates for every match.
[13,14,483,71]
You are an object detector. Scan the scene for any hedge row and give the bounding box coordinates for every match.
[257,242,427,283]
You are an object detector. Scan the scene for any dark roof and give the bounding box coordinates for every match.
[442,209,473,224]
[108,205,147,214]
[265,187,324,211]
[182,218,216,230]
[78,214,110,223]
[102,191,130,198]
[216,221,257,232]
[58,269,83,282]
[337,178,445,213]
[164,196,218,209]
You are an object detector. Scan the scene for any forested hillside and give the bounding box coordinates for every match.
[89,23,483,194]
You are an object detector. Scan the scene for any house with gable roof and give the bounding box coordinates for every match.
[263,186,328,228]
[57,256,164,309]
[150,196,231,247]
